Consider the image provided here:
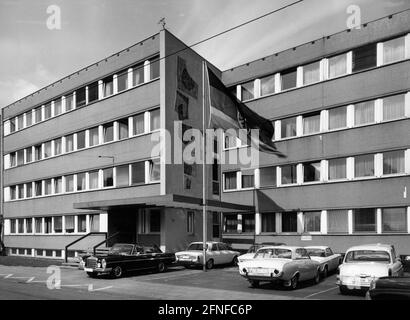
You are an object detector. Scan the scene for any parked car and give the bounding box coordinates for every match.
[175,241,240,269]
[84,243,176,278]
[238,246,321,290]
[337,243,403,294]
[237,243,286,263]
[305,246,342,278]
[366,276,410,300]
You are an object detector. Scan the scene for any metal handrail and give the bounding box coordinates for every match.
[93,232,120,255]
[65,232,107,263]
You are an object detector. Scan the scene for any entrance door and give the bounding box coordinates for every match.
[107,208,137,245]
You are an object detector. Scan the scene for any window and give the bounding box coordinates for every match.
[149,58,160,80]
[90,214,100,232]
[224,172,237,190]
[77,173,86,191]
[282,212,297,232]
[118,118,129,140]
[10,219,16,233]
[328,53,347,78]
[34,145,42,161]
[116,165,129,187]
[44,179,52,195]
[102,76,113,97]
[65,216,75,233]
[10,118,16,133]
[54,98,62,116]
[34,180,42,196]
[149,210,161,232]
[117,69,129,92]
[304,162,321,182]
[65,93,74,111]
[224,215,238,233]
[355,154,374,177]
[54,177,62,194]
[329,106,347,130]
[303,61,320,85]
[77,130,86,150]
[327,209,348,233]
[383,37,405,64]
[382,207,407,233]
[35,107,42,123]
[35,217,43,233]
[44,141,52,158]
[65,134,74,152]
[10,152,16,167]
[88,82,99,103]
[89,170,99,189]
[303,112,320,135]
[103,168,114,187]
[65,175,74,192]
[26,182,33,198]
[103,123,114,142]
[132,113,145,135]
[187,211,194,234]
[54,138,62,156]
[76,87,86,108]
[44,217,52,234]
[17,149,24,166]
[149,159,160,182]
[131,162,145,184]
[77,215,86,233]
[328,158,347,180]
[26,218,32,233]
[133,63,144,86]
[44,102,52,120]
[281,164,297,184]
[54,216,62,233]
[241,81,254,101]
[354,208,376,232]
[25,147,33,163]
[383,94,405,121]
[383,150,404,175]
[150,109,160,131]
[17,114,24,130]
[260,74,275,96]
[260,166,276,187]
[352,43,377,72]
[10,186,16,200]
[242,215,255,233]
[304,211,321,232]
[261,213,276,232]
[35,249,44,257]
[18,219,24,233]
[85,127,98,148]
[281,117,297,138]
[281,68,297,90]
[355,100,374,125]
[26,111,32,127]
[17,184,24,199]
[241,170,254,188]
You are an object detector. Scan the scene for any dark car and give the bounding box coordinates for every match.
[366,277,410,300]
[84,243,176,278]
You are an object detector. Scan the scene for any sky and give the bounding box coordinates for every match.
[0,0,409,107]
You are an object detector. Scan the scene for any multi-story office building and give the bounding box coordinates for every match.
[220,10,410,253]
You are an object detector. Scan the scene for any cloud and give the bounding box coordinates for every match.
[0,78,40,108]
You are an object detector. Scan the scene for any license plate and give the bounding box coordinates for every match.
[348,277,370,286]
[249,268,268,274]
[84,268,94,272]
[179,256,191,260]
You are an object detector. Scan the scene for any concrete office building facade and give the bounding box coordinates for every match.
[219,10,410,254]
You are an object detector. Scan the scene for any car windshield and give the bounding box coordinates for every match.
[247,245,262,253]
[109,244,134,255]
[187,243,208,251]
[254,248,292,259]
[306,249,326,257]
[345,250,391,263]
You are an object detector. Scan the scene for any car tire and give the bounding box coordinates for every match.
[322,266,328,279]
[232,256,238,266]
[339,285,349,295]
[289,274,299,290]
[249,280,260,288]
[206,259,214,270]
[157,262,166,273]
[313,270,320,284]
[86,272,98,278]
[111,266,123,279]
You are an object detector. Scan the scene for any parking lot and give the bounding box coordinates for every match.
[0,261,371,300]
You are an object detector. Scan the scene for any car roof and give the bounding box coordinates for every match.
[190,241,220,245]
[257,246,301,251]
[346,243,393,252]
[305,246,329,250]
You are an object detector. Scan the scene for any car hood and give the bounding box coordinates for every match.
[238,253,255,261]
[310,256,326,263]
[238,258,290,270]
[340,263,390,277]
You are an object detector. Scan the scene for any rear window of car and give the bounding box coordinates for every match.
[187,243,209,251]
[254,248,292,259]
[345,250,391,263]
[306,249,326,257]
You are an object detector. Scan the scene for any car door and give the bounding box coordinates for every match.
[294,249,311,281]
[219,243,233,264]
[210,243,223,265]
[325,248,338,271]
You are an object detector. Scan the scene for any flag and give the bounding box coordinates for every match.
[205,64,285,157]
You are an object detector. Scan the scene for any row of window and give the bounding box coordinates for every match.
[7,214,100,235]
[233,34,409,101]
[224,207,410,234]
[223,149,409,190]
[225,92,409,148]
[8,248,63,258]
[5,108,160,169]
[4,56,160,135]
[5,158,160,201]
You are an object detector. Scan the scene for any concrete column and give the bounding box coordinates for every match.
[100,212,108,233]
[407,207,410,233]
[98,80,103,100]
[85,86,89,105]
[276,213,282,233]
[296,66,303,87]
[405,33,410,59]
[144,111,150,133]
[113,74,118,94]
[377,42,384,66]
[376,208,382,234]
[296,164,303,185]
[237,171,242,189]
[375,98,383,123]
[274,73,281,93]
[321,210,327,234]
[320,109,329,132]
[347,104,355,128]
[348,210,353,234]
[113,121,119,141]
[405,149,410,174]
[296,115,303,136]
[274,120,281,140]
[375,153,383,177]
[61,96,66,113]
[320,58,328,81]
[405,92,410,117]
[255,213,261,235]
[128,116,133,137]
[276,167,282,187]
[41,105,45,121]
[236,85,241,100]
[237,214,242,233]
[254,168,260,189]
[297,212,304,234]
[347,157,355,180]
[346,51,353,74]
[98,125,104,144]
[321,160,328,182]
[127,68,133,89]
[254,79,261,99]
[144,60,150,82]
[51,101,55,117]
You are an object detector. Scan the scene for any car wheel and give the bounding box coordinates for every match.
[322,266,328,279]
[249,280,259,288]
[157,262,166,273]
[86,272,98,278]
[289,274,299,290]
[313,270,320,284]
[206,259,214,270]
[232,256,238,266]
[111,266,123,278]
[339,285,349,295]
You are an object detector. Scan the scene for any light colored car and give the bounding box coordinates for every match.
[238,246,321,290]
[337,243,404,294]
[175,241,240,269]
[305,246,342,278]
[237,243,286,263]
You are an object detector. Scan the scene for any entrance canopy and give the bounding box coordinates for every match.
[73,194,254,213]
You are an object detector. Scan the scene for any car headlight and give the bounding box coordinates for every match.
[101,259,107,269]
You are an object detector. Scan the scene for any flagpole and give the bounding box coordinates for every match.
[202,61,207,272]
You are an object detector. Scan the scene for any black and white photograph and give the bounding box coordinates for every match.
[0,0,410,311]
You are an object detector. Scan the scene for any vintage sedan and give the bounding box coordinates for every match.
[238,246,321,289]
[237,242,286,263]
[175,241,240,269]
[84,243,176,278]
[366,276,410,300]
[305,246,342,278]
[337,244,404,294]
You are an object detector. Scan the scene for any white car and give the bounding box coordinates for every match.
[305,246,342,278]
[175,241,240,269]
[337,243,404,294]
[238,243,286,263]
